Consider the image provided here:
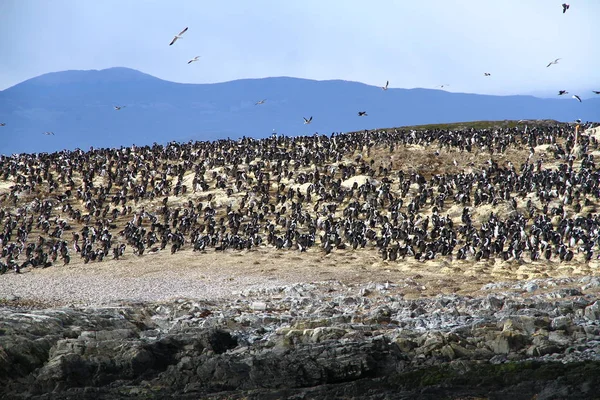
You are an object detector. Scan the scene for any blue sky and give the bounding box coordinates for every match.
[1,0,599,97]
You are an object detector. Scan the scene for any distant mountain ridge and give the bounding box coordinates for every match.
[0,67,598,155]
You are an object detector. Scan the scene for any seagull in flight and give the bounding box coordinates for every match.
[484,73,491,76]
[0,123,5,126]
[114,105,126,111]
[593,91,600,95]
[572,94,582,102]
[381,80,389,90]
[255,99,266,105]
[169,27,188,46]
[357,111,368,117]
[43,131,55,135]
[558,90,568,95]
[303,116,313,124]
[562,3,570,13]
[187,56,201,64]
[546,58,561,67]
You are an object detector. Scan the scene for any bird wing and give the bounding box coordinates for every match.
[179,27,188,36]
[169,37,178,46]
[309,116,312,122]
[385,80,389,88]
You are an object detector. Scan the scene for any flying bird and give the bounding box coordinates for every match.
[255,99,266,105]
[558,90,568,95]
[43,131,54,135]
[169,27,188,46]
[114,105,126,111]
[358,111,368,117]
[437,84,450,88]
[575,119,582,124]
[0,123,5,126]
[484,73,491,76]
[546,58,561,67]
[303,116,313,124]
[593,91,600,94]
[562,3,570,13]
[381,81,389,90]
[572,95,582,102]
[187,56,201,64]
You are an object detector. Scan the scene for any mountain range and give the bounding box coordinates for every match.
[0,67,598,155]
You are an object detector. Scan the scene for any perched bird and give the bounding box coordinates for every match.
[547,58,561,67]
[303,116,313,124]
[255,99,266,105]
[187,56,201,64]
[562,3,570,13]
[0,123,5,126]
[572,95,582,102]
[43,131,54,135]
[358,111,368,117]
[484,73,491,76]
[593,91,600,95]
[558,90,568,95]
[169,27,188,46]
[381,80,389,90]
[114,105,126,111]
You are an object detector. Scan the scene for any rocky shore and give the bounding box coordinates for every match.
[2,277,600,399]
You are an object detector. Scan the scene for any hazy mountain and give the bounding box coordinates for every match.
[0,67,598,155]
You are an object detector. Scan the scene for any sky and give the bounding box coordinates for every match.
[1,0,599,97]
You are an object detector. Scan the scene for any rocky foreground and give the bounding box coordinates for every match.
[2,277,600,399]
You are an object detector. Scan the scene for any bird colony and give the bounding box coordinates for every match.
[0,120,599,278]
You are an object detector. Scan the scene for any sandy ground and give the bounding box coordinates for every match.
[2,245,599,307]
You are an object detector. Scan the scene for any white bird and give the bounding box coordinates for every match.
[255,99,266,105]
[187,56,201,64]
[303,116,313,124]
[169,27,188,46]
[546,58,561,67]
[114,105,126,111]
[572,95,582,102]
[381,80,389,90]
[43,131,54,135]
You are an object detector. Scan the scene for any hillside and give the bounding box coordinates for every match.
[0,67,599,154]
[1,120,600,398]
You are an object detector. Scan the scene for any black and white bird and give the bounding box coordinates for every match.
[547,58,561,67]
[303,116,313,124]
[381,80,389,90]
[562,3,570,13]
[358,111,368,117]
[0,123,5,126]
[572,95,582,102]
[575,119,582,124]
[558,90,568,95]
[255,99,266,105]
[169,27,188,46]
[43,131,54,135]
[187,56,201,64]
[484,73,491,76]
[114,105,126,111]
[437,84,450,88]
[593,91,600,95]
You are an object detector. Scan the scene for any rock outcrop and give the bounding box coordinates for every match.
[2,279,600,399]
